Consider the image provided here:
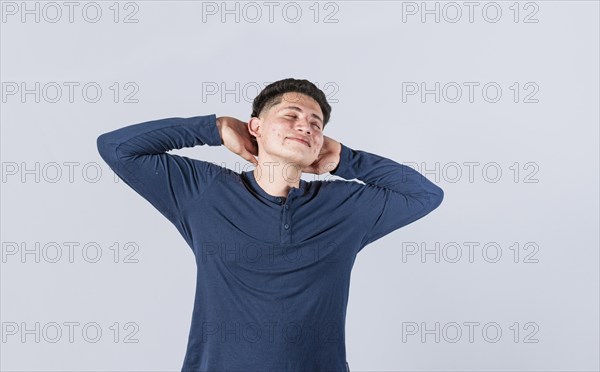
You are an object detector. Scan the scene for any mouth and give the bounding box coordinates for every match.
[286,137,310,147]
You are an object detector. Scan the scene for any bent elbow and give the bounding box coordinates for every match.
[430,185,444,210]
[96,132,119,166]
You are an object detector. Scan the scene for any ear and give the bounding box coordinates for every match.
[248,116,261,138]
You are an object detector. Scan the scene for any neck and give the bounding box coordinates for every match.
[252,156,303,198]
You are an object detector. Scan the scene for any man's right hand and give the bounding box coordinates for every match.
[216,116,259,166]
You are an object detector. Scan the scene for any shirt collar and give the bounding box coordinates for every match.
[242,170,306,205]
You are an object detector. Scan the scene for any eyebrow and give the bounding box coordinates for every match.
[279,106,323,125]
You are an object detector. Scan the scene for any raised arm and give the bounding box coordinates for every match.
[96,114,224,243]
[330,142,444,249]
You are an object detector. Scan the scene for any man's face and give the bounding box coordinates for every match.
[249,92,325,169]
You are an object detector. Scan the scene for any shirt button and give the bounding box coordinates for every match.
[276,198,281,203]
[285,204,289,210]
[284,224,289,229]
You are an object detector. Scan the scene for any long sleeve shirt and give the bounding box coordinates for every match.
[96,114,444,372]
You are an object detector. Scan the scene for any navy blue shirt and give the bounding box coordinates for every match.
[96,114,444,371]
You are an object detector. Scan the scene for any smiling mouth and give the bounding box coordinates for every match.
[287,137,310,147]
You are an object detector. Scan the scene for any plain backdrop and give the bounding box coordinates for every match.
[1,1,598,371]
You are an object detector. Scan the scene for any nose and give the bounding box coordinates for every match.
[294,118,311,134]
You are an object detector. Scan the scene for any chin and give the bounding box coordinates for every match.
[269,146,312,168]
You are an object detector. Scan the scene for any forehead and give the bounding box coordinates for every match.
[275,92,322,115]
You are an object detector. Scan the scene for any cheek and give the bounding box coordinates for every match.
[269,125,285,139]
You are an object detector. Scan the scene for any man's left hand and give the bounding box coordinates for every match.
[302,135,342,175]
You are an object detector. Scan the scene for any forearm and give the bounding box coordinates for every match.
[330,143,443,248]
[331,143,444,206]
[97,114,222,163]
[95,114,224,226]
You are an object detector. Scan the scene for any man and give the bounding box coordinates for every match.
[97,78,444,371]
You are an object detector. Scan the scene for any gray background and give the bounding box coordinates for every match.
[1,1,599,371]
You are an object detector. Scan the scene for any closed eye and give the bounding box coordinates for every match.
[285,114,322,130]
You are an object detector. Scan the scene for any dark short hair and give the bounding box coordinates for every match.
[251,78,332,128]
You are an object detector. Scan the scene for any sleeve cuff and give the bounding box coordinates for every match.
[330,142,353,178]
[194,114,222,146]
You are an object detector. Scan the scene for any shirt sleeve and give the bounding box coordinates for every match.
[330,142,444,250]
[96,114,223,244]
